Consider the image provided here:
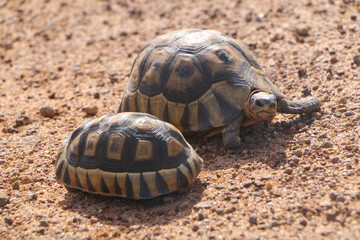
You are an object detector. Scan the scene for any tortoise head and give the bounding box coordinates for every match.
[245,91,277,121]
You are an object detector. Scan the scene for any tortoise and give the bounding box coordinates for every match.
[118,29,321,149]
[55,112,203,199]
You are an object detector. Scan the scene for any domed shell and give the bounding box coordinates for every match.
[55,112,203,199]
[119,29,285,132]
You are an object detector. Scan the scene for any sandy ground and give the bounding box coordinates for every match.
[1,0,360,239]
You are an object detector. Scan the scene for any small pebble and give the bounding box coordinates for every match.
[4,217,13,225]
[193,202,212,210]
[197,212,205,221]
[323,142,333,148]
[0,196,10,207]
[354,55,360,66]
[299,219,307,226]
[12,181,20,190]
[215,208,224,215]
[39,220,49,227]
[298,68,307,78]
[192,224,199,232]
[40,106,55,118]
[296,23,310,37]
[269,220,280,228]
[249,215,258,225]
[331,157,339,164]
[336,195,345,202]
[325,211,338,221]
[82,106,98,116]
[33,227,45,235]
[284,168,293,174]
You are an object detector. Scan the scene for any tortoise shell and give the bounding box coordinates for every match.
[118,29,285,133]
[55,112,203,199]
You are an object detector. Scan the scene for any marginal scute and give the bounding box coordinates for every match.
[178,163,191,187]
[127,173,141,199]
[76,167,88,191]
[86,169,101,193]
[158,168,177,193]
[135,140,153,161]
[199,90,223,127]
[136,91,150,113]
[167,101,186,129]
[187,101,199,131]
[106,134,125,160]
[101,171,116,195]
[115,172,127,197]
[67,165,77,186]
[84,132,100,156]
[149,94,167,119]
[142,171,158,197]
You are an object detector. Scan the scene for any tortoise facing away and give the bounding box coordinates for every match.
[118,29,321,149]
[55,112,203,199]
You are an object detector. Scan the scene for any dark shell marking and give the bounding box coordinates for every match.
[119,29,285,132]
[55,113,203,199]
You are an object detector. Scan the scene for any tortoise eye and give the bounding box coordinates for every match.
[255,99,264,107]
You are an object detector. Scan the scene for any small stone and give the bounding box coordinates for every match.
[329,192,338,201]
[12,181,20,190]
[299,219,307,226]
[292,149,303,157]
[336,195,345,202]
[0,196,10,207]
[265,182,273,190]
[296,23,310,37]
[4,217,13,225]
[298,68,307,78]
[192,224,199,232]
[197,212,205,221]
[93,92,100,99]
[82,106,98,116]
[330,57,338,64]
[33,227,45,235]
[89,216,98,224]
[284,168,293,175]
[354,55,360,66]
[350,15,357,21]
[331,157,339,164]
[48,92,56,99]
[249,215,258,225]
[355,191,360,200]
[39,220,49,227]
[325,211,338,221]
[243,181,254,188]
[344,111,355,117]
[40,106,55,118]
[323,142,333,148]
[269,220,280,228]
[193,202,212,210]
[319,133,327,138]
[215,208,224,215]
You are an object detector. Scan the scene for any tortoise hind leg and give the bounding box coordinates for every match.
[222,112,244,149]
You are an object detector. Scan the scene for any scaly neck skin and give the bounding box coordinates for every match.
[277,97,321,114]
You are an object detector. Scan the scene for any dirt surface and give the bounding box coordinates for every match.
[1,0,360,239]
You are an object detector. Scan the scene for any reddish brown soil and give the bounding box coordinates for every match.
[1,0,360,239]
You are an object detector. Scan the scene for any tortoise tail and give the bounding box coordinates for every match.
[277,97,321,114]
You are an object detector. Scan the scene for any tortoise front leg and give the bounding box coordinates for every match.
[222,112,244,149]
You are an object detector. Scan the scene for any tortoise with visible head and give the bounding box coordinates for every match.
[55,112,203,199]
[118,29,321,149]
